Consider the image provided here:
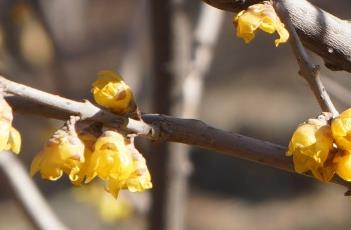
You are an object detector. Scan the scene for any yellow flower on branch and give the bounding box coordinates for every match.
[91,70,136,114]
[86,130,134,183]
[86,130,152,198]
[0,97,21,154]
[331,108,351,151]
[30,118,85,181]
[106,143,152,197]
[287,118,333,177]
[233,2,289,46]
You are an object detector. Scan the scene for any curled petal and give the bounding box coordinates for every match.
[334,151,351,181]
[233,3,289,46]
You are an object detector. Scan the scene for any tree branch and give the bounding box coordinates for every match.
[202,0,351,73]
[1,77,351,190]
[274,0,338,116]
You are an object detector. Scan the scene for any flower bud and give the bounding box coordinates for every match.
[91,70,136,114]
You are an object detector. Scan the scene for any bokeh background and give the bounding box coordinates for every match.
[0,0,351,229]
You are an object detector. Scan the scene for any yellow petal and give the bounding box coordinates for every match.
[331,109,351,151]
[0,120,10,151]
[7,127,21,154]
[311,165,335,182]
[334,152,351,181]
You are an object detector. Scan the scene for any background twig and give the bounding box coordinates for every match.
[0,151,67,230]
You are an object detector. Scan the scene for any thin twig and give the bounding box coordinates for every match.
[274,0,339,116]
[0,152,67,230]
[1,77,351,190]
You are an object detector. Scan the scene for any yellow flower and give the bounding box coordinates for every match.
[0,97,21,154]
[331,108,351,151]
[106,145,152,197]
[233,2,289,46]
[30,128,85,181]
[287,119,333,175]
[86,131,134,183]
[334,151,351,181]
[91,70,135,114]
[86,130,152,198]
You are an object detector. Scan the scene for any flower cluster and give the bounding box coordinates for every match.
[233,2,289,46]
[31,71,152,197]
[288,110,351,182]
[0,96,21,154]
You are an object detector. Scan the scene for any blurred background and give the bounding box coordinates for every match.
[0,0,351,229]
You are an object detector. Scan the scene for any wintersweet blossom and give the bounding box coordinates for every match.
[0,97,21,154]
[106,142,152,197]
[287,118,333,176]
[91,70,135,114]
[233,2,289,46]
[85,130,134,183]
[86,130,152,198]
[30,125,85,181]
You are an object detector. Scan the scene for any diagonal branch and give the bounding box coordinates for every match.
[202,0,351,73]
[274,0,338,116]
[1,76,351,190]
[0,152,67,230]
